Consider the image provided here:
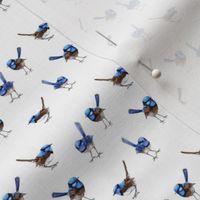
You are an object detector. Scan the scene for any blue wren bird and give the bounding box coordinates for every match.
[49,44,86,63]
[42,76,76,90]
[85,94,111,129]
[174,169,200,200]
[128,96,167,123]
[0,72,22,103]
[18,23,54,41]
[0,119,11,138]
[74,122,102,162]
[113,160,139,199]
[95,67,133,89]
[52,177,95,200]
[16,144,58,170]
[29,97,51,124]
[122,137,160,161]
[7,47,32,75]
[3,177,26,200]
[0,0,10,11]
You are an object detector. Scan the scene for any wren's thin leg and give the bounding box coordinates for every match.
[157,113,168,118]
[149,148,160,153]
[102,120,108,129]
[44,112,51,123]
[2,129,11,133]
[133,186,139,199]
[89,151,94,162]
[44,162,58,170]
[24,65,32,72]
[83,196,95,200]
[120,81,133,89]
[154,115,164,123]
[146,152,158,161]
[23,68,28,75]
[194,191,200,197]
[104,117,112,126]
[13,89,22,98]
[0,132,8,138]
[93,146,103,158]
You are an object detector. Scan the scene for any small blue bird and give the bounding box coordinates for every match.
[122,137,160,161]
[74,122,102,162]
[29,97,51,124]
[174,169,200,199]
[0,72,22,103]
[3,177,26,200]
[0,0,10,12]
[18,22,54,41]
[0,119,11,138]
[85,94,111,129]
[42,76,76,90]
[16,144,58,170]
[113,160,139,199]
[52,177,95,200]
[7,47,32,75]
[49,44,86,63]
[95,67,133,88]
[128,96,167,123]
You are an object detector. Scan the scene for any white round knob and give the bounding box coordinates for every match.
[151,69,161,79]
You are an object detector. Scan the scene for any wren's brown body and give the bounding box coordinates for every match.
[13,193,25,200]
[64,50,79,62]
[94,107,105,122]
[184,183,195,197]
[144,105,158,118]
[112,72,128,85]
[15,59,26,70]
[35,151,52,167]
[69,187,85,200]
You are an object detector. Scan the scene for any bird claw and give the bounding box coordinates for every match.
[50,162,59,170]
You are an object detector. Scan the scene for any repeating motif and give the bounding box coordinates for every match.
[1,0,200,200]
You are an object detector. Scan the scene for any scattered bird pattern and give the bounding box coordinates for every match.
[1,1,200,200]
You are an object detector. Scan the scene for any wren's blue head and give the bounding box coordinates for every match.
[57,76,68,85]
[28,115,37,124]
[142,96,151,105]
[174,184,186,197]
[37,23,49,32]
[115,67,128,77]
[7,59,16,70]
[84,108,96,121]
[3,193,13,200]
[63,44,77,53]
[138,137,150,147]
[113,181,125,196]
[37,144,53,158]
[68,177,83,190]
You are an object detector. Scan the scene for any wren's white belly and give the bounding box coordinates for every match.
[5,89,13,96]
[45,154,54,165]
[73,194,84,200]
[85,143,94,152]
[143,146,151,153]
[148,112,156,117]
[121,74,129,85]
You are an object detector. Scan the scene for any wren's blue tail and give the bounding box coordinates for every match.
[183,168,188,182]
[41,80,56,86]
[128,109,143,114]
[75,122,86,138]
[49,56,64,61]
[95,94,100,107]
[121,138,138,148]
[17,47,21,59]
[52,192,68,198]
[15,177,20,192]
[0,72,7,84]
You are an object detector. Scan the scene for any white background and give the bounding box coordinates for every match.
[0,0,200,200]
